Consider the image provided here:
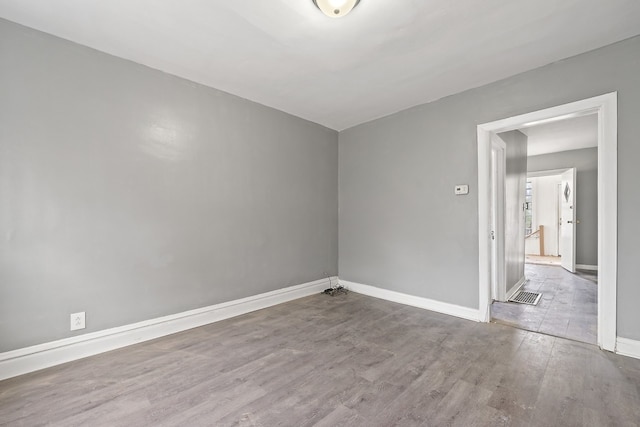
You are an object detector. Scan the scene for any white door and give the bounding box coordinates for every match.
[490,138,506,301]
[559,168,576,273]
[491,149,497,299]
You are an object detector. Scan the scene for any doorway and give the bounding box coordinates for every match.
[524,173,562,267]
[523,168,576,268]
[502,125,598,343]
[477,93,617,351]
[493,150,597,344]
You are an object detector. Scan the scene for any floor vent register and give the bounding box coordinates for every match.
[509,291,542,306]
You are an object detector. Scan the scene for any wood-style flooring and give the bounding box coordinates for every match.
[1,292,639,426]
[491,264,597,345]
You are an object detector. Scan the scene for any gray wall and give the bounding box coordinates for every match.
[500,131,528,292]
[528,148,598,266]
[0,19,339,352]
[339,35,640,340]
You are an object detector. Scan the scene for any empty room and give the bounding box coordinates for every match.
[1,1,640,426]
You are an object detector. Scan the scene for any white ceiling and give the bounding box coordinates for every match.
[1,0,640,131]
[522,114,598,157]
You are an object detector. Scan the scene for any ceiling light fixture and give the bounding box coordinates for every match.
[313,0,361,18]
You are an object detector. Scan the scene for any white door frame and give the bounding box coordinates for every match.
[477,92,617,352]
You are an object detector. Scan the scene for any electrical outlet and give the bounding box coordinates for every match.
[70,312,85,331]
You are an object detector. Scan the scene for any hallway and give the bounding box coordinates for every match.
[491,264,597,345]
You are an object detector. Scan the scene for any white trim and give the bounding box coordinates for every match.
[597,92,617,352]
[527,168,571,178]
[0,277,334,381]
[576,264,598,271]
[506,276,526,301]
[616,337,640,360]
[478,125,492,322]
[477,92,617,352]
[340,279,480,322]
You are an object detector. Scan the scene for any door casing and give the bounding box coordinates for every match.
[477,92,617,351]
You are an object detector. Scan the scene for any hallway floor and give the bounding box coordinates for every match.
[525,254,561,266]
[491,264,597,345]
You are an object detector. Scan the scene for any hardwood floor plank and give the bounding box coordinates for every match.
[2,292,640,426]
[475,328,554,424]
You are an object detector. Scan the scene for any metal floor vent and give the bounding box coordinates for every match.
[509,291,542,306]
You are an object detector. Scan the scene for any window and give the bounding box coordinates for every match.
[525,180,533,235]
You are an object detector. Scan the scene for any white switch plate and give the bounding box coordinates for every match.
[455,184,469,195]
[70,312,86,331]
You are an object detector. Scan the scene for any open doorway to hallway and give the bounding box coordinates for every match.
[477,93,617,351]
[524,173,562,267]
[491,113,599,345]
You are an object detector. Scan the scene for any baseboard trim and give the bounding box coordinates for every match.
[339,279,480,322]
[576,264,598,271]
[0,277,334,381]
[506,276,527,301]
[616,337,640,360]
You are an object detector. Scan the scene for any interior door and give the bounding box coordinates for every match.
[491,149,497,299]
[490,138,506,301]
[559,168,576,273]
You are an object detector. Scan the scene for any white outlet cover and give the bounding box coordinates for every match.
[70,312,86,331]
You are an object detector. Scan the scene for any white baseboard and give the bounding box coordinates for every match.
[0,277,334,381]
[576,264,598,271]
[506,276,526,301]
[616,337,640,360]
[339,279,480,322]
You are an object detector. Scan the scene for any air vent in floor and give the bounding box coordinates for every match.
[509,291,542,305]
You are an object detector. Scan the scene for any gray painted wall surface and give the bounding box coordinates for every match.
[528,148,598,266]
[339,35,640,340]
[500,131,527,292]
[0,20,338,352]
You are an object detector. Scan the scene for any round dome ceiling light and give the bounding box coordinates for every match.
[313,0,361,18]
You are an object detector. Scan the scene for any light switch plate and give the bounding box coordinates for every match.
[455,184,469,195]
